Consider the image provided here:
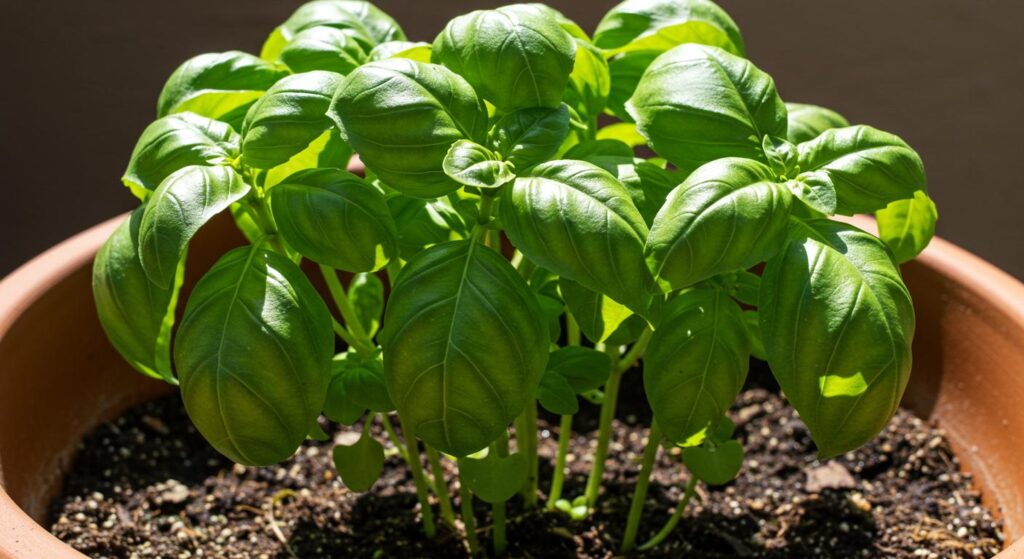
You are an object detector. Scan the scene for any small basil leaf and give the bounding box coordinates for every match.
[279,26,371,75]
[368,40,432,63]
[139,166,250,289]
[628,44,786,175]
[731,271,761,307]
[175,245,334,466]
[563,39,610,125]
[742,310,766,361]
[460,452,528,504]
[343,359,394,412]
[786,102,850,144]
[241,71,343,170]
[333,431,385,491]
[324,354,366,425]
[275,0,406,46]
[646,158,793,291]
[381,241,549,457]
[605,314,650,346]
[559,277,635,344]
[501,160,654,316]
[123,112,239,198]
[432,4,576,112]
[489,105,571,170]
[271,168,398,272]
[876,190,938,263]
[386,195,461,259]
[682,439,743,485]
[546,346,612,394]
[157,51,289,124]
[93,208,183,383]
[593,0,745,56]
[537,372,579,415]
[442,140,516,189]
[762,135,799,178]
[349,272,384,337]
[645,289,749,446]
[796,125,927,215]
[329,59,488,198]
[709,416,736,444]
[787,170,837,216]
[760,219,915,458]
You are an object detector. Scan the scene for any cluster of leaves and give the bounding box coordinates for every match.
[93,0,935,554]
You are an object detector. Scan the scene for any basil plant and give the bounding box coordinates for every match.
[94,0,935,554]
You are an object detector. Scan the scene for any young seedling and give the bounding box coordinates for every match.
[94,0,934,555]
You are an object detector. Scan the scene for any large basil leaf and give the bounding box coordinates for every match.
[138,166,250,289]
[489,105,570,170]
[241,71,342,169]
[175,244,333,466]
[786,103,849,144]
[93,208,183,383]
[279,26,371,75]
[627,44,787,174]
[123,112,238,199]
[442,140,516,189]
[563,39,610,125]
[760,219,915,458]
[593,0,745,55]
[876,190,938,263]
[270,168,397,272]
[275,0,405,48]
[432,4,576,112]
[380,241,548,456]
[797,125,927,215]
[501,160,653,316]
[645,288,749,446]
[646,158,793,291]
[157,51,289,124]
[329,59,488,198]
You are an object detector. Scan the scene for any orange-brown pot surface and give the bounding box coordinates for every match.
[1,214,1023,558]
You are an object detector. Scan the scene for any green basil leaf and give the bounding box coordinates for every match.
[796,125,927,215]
[762,135,799,178]
[442,140,516,189]
[760,219,915,458]
[645,289,749,446]
[563,139,635,159]
[368,40,432,63]
[333,431,385,491]
[432,4,576,112]
[529,3,589,40]
[341,356,393,412]
[742,310,766,361]
[595,122,646,148]
[279,26,371,75]
[241,71,343,169]
[489,105,571,171]
[329,59,488,198]
[876,190,938,263]
[270,168,398,272]
[580,155,678,226]
[381,241,549,456]
[605,50,657,122]
[138,166,250,289]
[262,128,353,189]
[324,354,367,424]
[157,51,289,124]
[279,0,405,45]
[787,170,837,216]
[386,195,463,259]
[546,346,612,394]
[731,271,761,306]
[559,277,635,344]
[123,112,239,199]
[349,272,384,337]
[593,0,745,56]
[501,160,654,316]
[646,158,793,291]
[785,102,850,144]
[93,208,183,383]
[460,452,528,504]
[682,439,743,485]
[563,39,610,124]
[709,416,736,444]
[175,244,334,466]
[537,372,579,415]
[627,44,786,175]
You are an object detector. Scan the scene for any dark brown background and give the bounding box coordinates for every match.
[2,1,1021,278]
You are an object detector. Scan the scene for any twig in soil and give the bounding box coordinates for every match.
[266,489,299,559]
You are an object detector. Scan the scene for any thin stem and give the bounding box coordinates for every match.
[567,312,581,347]
[621,421,663,553]
[318,264,375,354]
[427,446,456,525]
[583,344,624,508]
[546,414,574,509]
[637,474,699,552]
[398,417,437,538]
[380,413,408,462]
[457,460,481,556]
[491,432,510,556]
[616,327,653,374]
[330,317,363,351]
[517,401,539,507]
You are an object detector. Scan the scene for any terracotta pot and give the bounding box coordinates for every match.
[1,214,1023,558]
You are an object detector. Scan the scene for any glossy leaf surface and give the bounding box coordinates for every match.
[593,0,745,55]
[876,190,938,263]
[786,102,849,144]
[442,140,516,189]
[279,26,370,74]
[157,51,289,123]
[368,40,432,62]
[489,105,571,171]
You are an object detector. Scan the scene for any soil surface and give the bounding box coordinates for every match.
[50,363,1004,558]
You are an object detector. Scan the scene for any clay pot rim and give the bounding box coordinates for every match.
[1,214,1023,558]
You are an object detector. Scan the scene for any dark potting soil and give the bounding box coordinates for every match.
[49,363,1004,559]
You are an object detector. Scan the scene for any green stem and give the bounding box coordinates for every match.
[517,401,539,507]
[567,312,581,347]
[620,421,663,553]
[380,413,408,462]
[637,474,699,552]
[457,459,481,556]
[546,414,574,509]
[583,344,624,508]
[329,317,364,352]
[616,327,653,374]
[491,432,509,556]
[427,446,456,525]
[318,264,375,354]
[398,417,437,538]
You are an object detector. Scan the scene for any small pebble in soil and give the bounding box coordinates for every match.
[49,383,1003,558]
